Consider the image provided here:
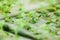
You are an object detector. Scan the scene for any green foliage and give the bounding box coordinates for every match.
[0,0,60,40]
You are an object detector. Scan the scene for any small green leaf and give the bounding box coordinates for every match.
[49,0,56,4]
[0,20,4,29]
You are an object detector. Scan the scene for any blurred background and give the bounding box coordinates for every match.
[0,0,60,40]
